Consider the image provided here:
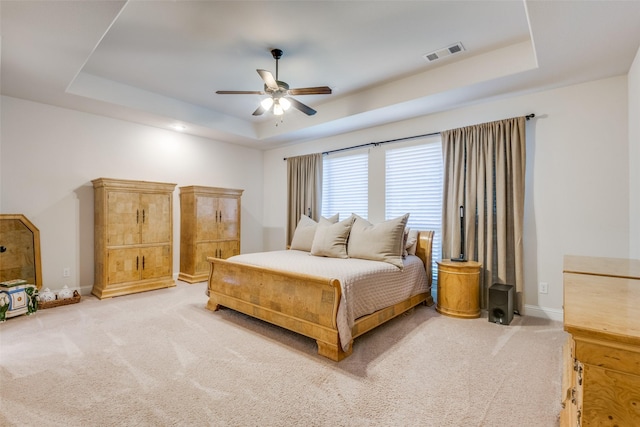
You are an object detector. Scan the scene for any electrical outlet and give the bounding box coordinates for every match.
[63,268,70,278]
[539,282,548,294]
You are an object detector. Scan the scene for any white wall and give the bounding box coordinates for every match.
[263,76,630,319]
[1,96,264,295]
[629,46,640,258]
[1,75,631,316]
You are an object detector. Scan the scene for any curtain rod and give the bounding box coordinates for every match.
[283,113,535,160]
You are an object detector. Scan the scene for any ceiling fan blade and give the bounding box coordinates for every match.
[216,90,264,95]
[288,86,332,96]
[257,69,278,90]
[287,97,317,116]
[252,104,268,116]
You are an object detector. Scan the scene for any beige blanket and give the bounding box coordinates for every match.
[226,250,429,350]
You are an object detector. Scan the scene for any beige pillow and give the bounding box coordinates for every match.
[290,214,339,251]
[347,213,410,268]
[310,215,354,258]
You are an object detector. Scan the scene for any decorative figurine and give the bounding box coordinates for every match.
[0,293,9,322]
[58,285,73,300]
[39,287,55,302]
[25,285,38,314]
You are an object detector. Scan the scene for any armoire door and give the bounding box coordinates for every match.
[140,193,172,244]
[140,245,172,280]
[107,247,141,284]
[217,197,239,240]
[107,191,141,246]
[196,196,218,241]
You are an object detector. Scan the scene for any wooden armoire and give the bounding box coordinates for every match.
[178,186,243,283]
[92,178,176,299]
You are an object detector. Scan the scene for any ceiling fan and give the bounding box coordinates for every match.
[216,48,332,117]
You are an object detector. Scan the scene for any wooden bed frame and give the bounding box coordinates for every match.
[206,230,434,361]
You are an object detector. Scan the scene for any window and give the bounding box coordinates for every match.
[321,152,368,219]
[321,138,443,288]
[385,142,443,284]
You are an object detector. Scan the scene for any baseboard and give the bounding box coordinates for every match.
[523,304,563,322]
[79,285,94,296]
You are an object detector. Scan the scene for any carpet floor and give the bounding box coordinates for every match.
[0,281,566,426]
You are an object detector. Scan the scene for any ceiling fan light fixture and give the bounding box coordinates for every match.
[279,97,291,111]
[261,97,274,110]
[273,102,284,116]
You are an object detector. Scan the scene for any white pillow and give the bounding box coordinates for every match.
[310,215,354,258]
[347,214,410,268]
[290,214,339,251]
[404,228,419,257]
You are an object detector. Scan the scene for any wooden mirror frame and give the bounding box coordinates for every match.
[0,214,43,289]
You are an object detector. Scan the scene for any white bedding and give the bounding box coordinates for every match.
[225,250,429,351]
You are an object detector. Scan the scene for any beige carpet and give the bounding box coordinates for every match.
[0,281,566,426]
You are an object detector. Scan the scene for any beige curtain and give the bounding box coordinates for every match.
[441,117,526,311]
[287,153,322,246]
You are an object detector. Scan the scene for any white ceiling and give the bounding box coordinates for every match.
[2,1,640,150]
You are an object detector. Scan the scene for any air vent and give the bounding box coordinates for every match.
[423,42,465,62]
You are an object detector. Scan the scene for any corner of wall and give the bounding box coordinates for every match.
[629,46,640,258]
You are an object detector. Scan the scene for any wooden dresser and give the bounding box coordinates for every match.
[92,178,176,299]
[561,255,640,426]
[178,186,243,283]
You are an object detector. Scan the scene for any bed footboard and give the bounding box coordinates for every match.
[206,257,350,360]
[206,230,434,361]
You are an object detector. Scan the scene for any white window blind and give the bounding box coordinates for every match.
[385,142,443,284]
[322,152,368,219]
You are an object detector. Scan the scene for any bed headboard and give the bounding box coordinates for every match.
[416,230,435,286]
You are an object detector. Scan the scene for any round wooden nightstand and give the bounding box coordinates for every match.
[436,260,482,319]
